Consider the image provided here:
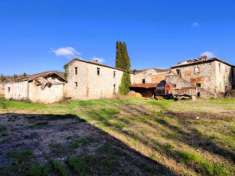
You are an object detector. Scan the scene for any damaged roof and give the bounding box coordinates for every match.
[172,57,235,69]
[18,71,66,82]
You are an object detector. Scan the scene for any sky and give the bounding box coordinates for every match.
[0,0,235,75]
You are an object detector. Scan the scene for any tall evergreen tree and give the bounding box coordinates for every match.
[115,41,131,95]
[115,41,123,69]
[122,42,131,71]
[119,72,131,95]
[115,41,131,71]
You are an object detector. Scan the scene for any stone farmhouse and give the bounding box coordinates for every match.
[5,71,66,103]
[4,59,126,103]
[132,56,235,98]
[3,56,235,103]
[168,57,235,98]
[64,59,124,100]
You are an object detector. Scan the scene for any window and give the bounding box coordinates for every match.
[8,87,10,93]
[113,71,116,78]
[75,82,78,87]
[196,83,201,88]
[194,66,200,74]
[97,67,100,76]
[75,67,78,75]
[176,69,181,76]
[113,84,116,95]
[142,79,146,84]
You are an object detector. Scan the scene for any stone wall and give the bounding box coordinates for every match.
[5,77,65,103]
[65,60,124,100]
[232,67,235,89]
[29,81,64,103]
[0,83,4,97]
[5,81,29,100]
[214,61,233,93]
[171,61,233,96]
[132,69,168,84]
[171,62,217,95]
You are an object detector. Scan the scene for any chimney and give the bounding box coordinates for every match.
[200,55,208,61]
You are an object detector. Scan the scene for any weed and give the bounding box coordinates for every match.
[50,160,69,176]
[177,151,231,176]
[0,124,7,137]
[49,143,67,156]
[68,137,94,149]
[7,149,34,174]
[67,156,92,176]
[27,164,50,176]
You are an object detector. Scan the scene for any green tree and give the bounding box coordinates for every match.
[115,41,131,95]
[119,71,131,95]
[121,42,131,71]
[115,41,122,69]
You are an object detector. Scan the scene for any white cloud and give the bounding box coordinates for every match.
[192,22,200,28]
[52,47,80,58]
[90,57,104,63]
[200,51,216,59]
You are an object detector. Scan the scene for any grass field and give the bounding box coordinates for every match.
[0,97,235,176]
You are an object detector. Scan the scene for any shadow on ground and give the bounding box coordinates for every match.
[0,113,176,176]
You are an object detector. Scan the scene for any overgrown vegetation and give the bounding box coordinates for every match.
[0,97,235,175]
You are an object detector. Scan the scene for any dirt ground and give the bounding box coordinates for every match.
[0,113,175,176]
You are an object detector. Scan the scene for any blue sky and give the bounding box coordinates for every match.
[0,0,235,75]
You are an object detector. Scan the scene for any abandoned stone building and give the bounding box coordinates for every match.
[3,56,235,103]
[167,57,235,97]
[130,68,169,97]
[64,59,125,100]
[5,71,66,103]
[129,57,235,98]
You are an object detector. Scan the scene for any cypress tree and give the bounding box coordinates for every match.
[115,41,122,68]
[115,41,131,95]
[122,42,131,71]
[119,71,131,95]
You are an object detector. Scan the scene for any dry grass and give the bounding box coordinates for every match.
[0,97,235,175]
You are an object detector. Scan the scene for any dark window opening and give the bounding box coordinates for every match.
[176,69,181,77]
[197,92,201,97]
[113,71,116,78]
[75,67,78,75]
[142,79,146,84]
[8,87,10,93]
[196,83,201,88]
[97,67,100,76]
[75,82,78,87]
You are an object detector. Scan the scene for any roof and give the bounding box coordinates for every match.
[171,58,234,69]
[132,68,169,74]
[65,58,126,72]
[130,83,157,89]
[20,71,66,82]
